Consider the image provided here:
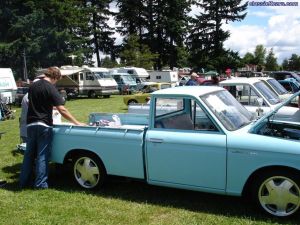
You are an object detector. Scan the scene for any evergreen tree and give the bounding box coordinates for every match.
[187,0,247,71]
[116,0,191,69]
[83,0,116,67]
[288,54,300,71]
[282,58,289,70]
[0,0,90,78]
[265,48,278,71]
[119,35,157,69]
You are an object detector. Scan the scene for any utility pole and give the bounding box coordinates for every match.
[23,49,28,82]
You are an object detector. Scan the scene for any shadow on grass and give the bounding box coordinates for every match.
[2,162,300,223]
[44,165,300,223]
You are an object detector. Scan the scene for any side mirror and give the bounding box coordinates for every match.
[255,98,264,107]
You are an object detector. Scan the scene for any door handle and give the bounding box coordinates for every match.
[149,138,164,143]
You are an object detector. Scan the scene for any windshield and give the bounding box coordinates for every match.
[254,81,281,105]
[201,90,253,131]
[122,75,135,82]
[93,72,112,79]
[291,73,300,83]
[267,79,288,95]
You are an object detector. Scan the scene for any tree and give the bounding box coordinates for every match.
[116,0,191,69]
[242,52,255,65]
[83,0,116,67]
[0,0,91,79]
[187,0,247,71]
[265,48,278,71]
[288,54,300,71]
[253,44,266,65]
[119,35,158,69]
[282,58,289,70]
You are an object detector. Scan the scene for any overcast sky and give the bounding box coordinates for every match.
[108,1,300,64]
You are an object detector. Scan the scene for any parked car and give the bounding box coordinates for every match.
[278,78,300,93]
[46,86,300,217]
[257,77,298,105]
[270,71,300,84]
[123,82,171,105]
[178,76,190,86]
[14,87,29,106]
[219,78,299,118]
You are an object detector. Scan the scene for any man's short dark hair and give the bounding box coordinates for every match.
[44,67,61,80]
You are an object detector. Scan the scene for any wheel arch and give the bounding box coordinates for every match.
[63,148,107,174]
[242,165,300,197]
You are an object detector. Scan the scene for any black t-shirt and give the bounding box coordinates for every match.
[27,79,64,126]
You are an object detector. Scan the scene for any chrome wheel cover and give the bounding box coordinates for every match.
[74,157,100,189]
[258,176,300,217]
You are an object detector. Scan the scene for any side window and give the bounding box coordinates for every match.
[233,85,263,106]
[193,101,218,131]
[153,98,218,132]
[79,73,83,81]
[86,72,94,80]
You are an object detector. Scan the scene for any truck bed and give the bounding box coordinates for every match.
[51,113,149,179]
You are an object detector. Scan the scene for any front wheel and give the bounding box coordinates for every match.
[252,170,300,217]
[72,153,106,189]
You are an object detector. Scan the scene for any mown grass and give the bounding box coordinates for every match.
[0,95,299,225]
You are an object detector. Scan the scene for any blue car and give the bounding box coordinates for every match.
[278,78,300,93]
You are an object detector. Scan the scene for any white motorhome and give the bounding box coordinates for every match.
[0,68,17,103]
[39,66,119,98]
[116,67,149,84]
[148,70,178,86]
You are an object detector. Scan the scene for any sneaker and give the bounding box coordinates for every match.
[0,180,7,187]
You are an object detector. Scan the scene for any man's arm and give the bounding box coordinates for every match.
[56,105,86,126]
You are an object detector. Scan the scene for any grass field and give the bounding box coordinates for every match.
[0,95,299,225]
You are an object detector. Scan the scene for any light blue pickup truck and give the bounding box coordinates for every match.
[51,86,300,217]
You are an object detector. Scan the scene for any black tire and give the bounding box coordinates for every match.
[103,95,110,98]
[127,99,138,105]
[251,169,300,217]
[72,152,106,190]
[88,91,96,98]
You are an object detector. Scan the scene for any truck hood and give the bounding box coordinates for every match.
[250,90,300,131]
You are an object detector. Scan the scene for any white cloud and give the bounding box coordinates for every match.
[225,3,300,63]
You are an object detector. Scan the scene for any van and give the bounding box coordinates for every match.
[115,67,149,84]
[0,68,17,103]
[109,70,137,94]
[38,66,119,98]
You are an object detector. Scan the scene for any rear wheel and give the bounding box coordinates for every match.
[252,170,300,217]
[103,95,110,98]
[72,153,106,189]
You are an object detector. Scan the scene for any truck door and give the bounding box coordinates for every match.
[145,97,227,190]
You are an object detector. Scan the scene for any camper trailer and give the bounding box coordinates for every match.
[148,70,178,86]
[0,68,17,103]
[39,66,119,98]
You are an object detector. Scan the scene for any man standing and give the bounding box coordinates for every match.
[185,72,199,86]
[19,67,85,189]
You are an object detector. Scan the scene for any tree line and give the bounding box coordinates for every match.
[0,0,250,79]
[2,1,299,80]
[242,45,300,72]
